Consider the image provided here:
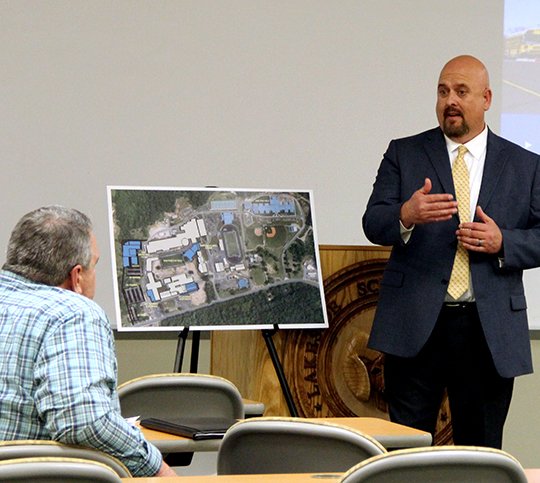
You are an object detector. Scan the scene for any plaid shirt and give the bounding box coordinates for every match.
[0,270,162,477]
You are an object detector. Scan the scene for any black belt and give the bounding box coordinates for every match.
[443,302,476,310]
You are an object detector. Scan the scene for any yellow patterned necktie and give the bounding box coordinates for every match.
[448,145,470,299]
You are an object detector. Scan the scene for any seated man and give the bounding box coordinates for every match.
[0,205,175,477]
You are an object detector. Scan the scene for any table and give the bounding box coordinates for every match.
[141,417,432,454]
[308,417,432,449]
[118,468,539,482]
[121,473,342,482]
[526,468,540,482]
[120,470,540,482]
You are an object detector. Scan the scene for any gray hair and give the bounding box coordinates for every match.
[3,205,93,286]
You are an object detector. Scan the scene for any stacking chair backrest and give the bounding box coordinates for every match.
[0,456,123,482]
[217,416,387,475]
[117,373,245,420]
[339,446,528,483]
[0,440,130,477]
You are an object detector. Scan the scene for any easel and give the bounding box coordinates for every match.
[173,327,201,373]
[174,324,299,417]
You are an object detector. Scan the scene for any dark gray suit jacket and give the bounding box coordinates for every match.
[363,127,540,378]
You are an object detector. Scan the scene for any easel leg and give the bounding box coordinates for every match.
[262,327,299,417]
[173,327,201,373]
[174,327,189,372]
[190,331,200,373]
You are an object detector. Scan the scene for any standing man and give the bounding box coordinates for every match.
[0,206,175,477]
[363,55,540,448]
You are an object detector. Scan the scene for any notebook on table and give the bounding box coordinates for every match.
[140,416,237,440]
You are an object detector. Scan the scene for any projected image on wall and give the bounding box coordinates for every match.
[502,0,540,154]
[107,186,328,331]
[503,0,540,329]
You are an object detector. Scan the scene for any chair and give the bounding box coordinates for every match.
[339,446,528,483]
[0,456,123,482]
[118,373,244,466]
[217,416,387,475]
[117,373,245,420]
[0,440,130,477]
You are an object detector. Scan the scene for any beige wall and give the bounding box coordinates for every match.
[115,335,211,383]
[504,337,540,468]
[116,337,177,383]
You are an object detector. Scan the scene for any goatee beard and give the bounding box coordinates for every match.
[443,117,470,139]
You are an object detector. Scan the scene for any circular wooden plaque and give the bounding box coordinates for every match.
[282,257,452,444]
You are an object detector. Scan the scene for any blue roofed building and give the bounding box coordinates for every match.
[185,281,199,293]
[122,240,142,267]
[222,212,234,224]
[211,200,238,211]
[245,196,296,215]
[184,242,201,261]
[238,278,250,289]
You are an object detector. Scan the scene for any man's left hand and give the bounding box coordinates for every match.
[457,206,503,254]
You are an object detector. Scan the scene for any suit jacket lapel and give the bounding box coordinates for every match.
[476,130,508,217]
[423,128,455,195]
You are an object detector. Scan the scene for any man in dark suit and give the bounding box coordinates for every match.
[362,55,540,448]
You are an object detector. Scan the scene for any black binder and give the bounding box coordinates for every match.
[140,416,237,440]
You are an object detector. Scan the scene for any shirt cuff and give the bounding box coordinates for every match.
[399,219,414,244]
[136,439,164,477]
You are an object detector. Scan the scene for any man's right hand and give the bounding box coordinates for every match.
[400,178,458,228]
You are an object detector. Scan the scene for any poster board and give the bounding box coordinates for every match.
[107,186,328,331]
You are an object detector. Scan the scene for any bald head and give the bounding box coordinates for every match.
[440,55,490,89]
[436,55,492,143]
